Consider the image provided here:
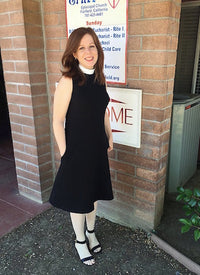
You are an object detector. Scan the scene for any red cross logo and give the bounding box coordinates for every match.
[108,0,120,9]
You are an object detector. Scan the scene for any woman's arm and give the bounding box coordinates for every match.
[104,111,113,152]
[53,76,72,157]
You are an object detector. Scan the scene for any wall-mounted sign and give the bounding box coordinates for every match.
[107,87,142,148]
[66,0,128,85]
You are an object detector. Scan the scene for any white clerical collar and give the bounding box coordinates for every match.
[79,64,94,75]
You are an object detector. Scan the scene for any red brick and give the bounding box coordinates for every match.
[127,80,168,94]
[35,126,50,137]
[15,62,29,73]
[10,11,24,24]
[39,162,52,174]
[117,172,165,192]
[142,108,165,122]
[18,182,41,194]
[3,62,15,71]
[10,114,34,127]
[26,38,44,49]
[13,37,27,49]
[27,50,45,62]
[7,94,32,106]
[22,126,35,136]
[115,191,135,206]
[143,36,169,50]
[44,13,59,25]
[127,36,141,51]
[23,0,41,13]
[12,132,37,146]
[114,143,137,154]
[29,73,46,84]
[34,115,50,128]
[8,103,20,114]
[27,163,39,174]
[137,145,160,159]
[141,132,170,147]
[0,25,25,38]
[40,170,53,182]
[141,66,169,80]
[32,95,48,106]
[36,144,51,155]
[109,159,135,176]
[4,72,30,84]
[23,12,42,25]
[133,198,155,212]
[2,50,27,61]
[45,26,66,39]
[47,62,60,73]
[112,180,134,195]
[1,38,13,49]
[12,141,25,152]
[38,153,52,165]
[46,51,63,62]
[129,19,170,36]
[128,51,167,66]
[14,151,38,165]
[128,4,142,19]
[117,151,159,170]
[144,2,171,18]
[46,39,60,51]
[141,120,161,134]
[5,84,17,94]
[0,0,22,13]
[142,94,166,108]
[136,166,166,182]
[135,189,156,204]
[11,123,23,133]
[60,38,67,50]
[108,149,116,159]
[0,13,10,24]
[25,146,38,156]
[127,66,140,79]
[43,1,65,13]
[15,159,26,170]
[37,135,51,146]
[31,84,47,96]
[18,85,31,95]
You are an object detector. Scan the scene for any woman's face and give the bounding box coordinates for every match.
[73,34,98,69]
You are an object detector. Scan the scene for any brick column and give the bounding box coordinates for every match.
[0,0,53,202]
[99,0,181,229]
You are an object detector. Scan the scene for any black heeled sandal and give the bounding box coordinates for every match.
[75,240,95,265]
[86,229,102,254]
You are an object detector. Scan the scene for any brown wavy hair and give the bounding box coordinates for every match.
[61,27,105,85]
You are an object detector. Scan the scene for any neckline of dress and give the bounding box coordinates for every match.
[79,64,95,75]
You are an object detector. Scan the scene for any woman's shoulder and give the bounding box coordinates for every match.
[55,76,73,96]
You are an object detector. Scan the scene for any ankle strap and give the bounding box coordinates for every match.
[87,229,95,234]
[76,240,86,244]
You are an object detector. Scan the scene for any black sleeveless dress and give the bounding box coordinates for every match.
[49,73,113,213]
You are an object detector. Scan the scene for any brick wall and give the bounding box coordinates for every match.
[0,0,53,202]
[0,0,181,229]
[98,0,181,229]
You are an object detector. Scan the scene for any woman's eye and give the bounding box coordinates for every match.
[79,47,84,51]
[90,45,95,48]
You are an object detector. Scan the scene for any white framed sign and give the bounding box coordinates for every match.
[66,0,128,85]
[107,87,142,148]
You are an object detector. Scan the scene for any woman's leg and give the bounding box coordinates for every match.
[70,212,95,265]
[86,202,101,253]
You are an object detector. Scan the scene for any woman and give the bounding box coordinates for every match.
[49,27,113,266]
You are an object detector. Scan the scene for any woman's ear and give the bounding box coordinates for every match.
[73,52,77,59]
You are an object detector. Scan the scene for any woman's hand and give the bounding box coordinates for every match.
[107,137,113,153]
